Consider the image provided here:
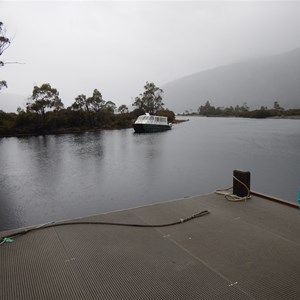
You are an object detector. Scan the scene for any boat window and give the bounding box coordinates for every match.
[150,116,154,121]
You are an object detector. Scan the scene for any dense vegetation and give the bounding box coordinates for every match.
[0,82,175,137]
[179,101,300,118]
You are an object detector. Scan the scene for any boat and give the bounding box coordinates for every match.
[133,113,172,133]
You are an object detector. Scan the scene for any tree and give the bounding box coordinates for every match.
[52,97,64,111]
[26,83,63,124]
[0,22,10,59]
[241,102,249,113]
[0,22,10,92]
[273,101,284,111]
[133,82,164,115]
[198,101,215,115]
[70,89,116,127]
[118,104,129,114]
[104,100,116,113]
[71,94,88,111]
[87,89,105,112]
[71,90,106,113]
[0,80,7,90]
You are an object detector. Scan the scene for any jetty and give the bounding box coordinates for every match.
[1,191,300,299]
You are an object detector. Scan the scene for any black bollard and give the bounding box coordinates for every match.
[233,170,251,197]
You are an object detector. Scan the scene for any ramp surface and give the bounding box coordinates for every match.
[1,193,300,299]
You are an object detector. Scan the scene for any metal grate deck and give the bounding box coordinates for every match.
[1,193,300,299]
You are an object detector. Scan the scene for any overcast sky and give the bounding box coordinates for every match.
[1,1,300,112]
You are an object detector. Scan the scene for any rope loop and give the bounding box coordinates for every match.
[215,175,251,202]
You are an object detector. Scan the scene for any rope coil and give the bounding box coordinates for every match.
[215,175,251,202]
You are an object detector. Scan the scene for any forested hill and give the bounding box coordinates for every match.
[162,48,300,113]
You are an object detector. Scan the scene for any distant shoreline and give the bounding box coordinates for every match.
[1,116,299,138]
[268,115,300,119]
[177,114,300,120]
[0,119,189,138]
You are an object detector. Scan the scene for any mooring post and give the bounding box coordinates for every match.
[233,170,251,197]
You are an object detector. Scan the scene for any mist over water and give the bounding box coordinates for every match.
[0,117,299,231]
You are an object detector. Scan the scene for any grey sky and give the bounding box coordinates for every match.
[1,1,300,112]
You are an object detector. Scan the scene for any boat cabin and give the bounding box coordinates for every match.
[135,114,168,125]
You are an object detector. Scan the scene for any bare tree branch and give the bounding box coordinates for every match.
[2,61,25,65]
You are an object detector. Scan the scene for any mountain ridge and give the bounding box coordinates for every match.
[162,47,300,113]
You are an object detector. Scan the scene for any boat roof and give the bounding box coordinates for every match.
[1,192,300,299]
[137,113,167,119]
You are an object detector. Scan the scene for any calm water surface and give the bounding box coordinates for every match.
[0,117,299,230]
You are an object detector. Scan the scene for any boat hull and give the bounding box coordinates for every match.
[133,123,172,133]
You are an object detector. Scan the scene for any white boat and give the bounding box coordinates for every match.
[133,113,172,133]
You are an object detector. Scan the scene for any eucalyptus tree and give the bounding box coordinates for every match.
[0,80,7,91]
[273,101,284,111]
[71,89,116,127]
[71,94,88,111]
[133,82,164,115]
[71,89,107,112]
[0,22,10,56]
[118,104,129,114]
[87,89,106,112]
[104,101,116,113]
[0,22,10,92]
[26,83,63,126]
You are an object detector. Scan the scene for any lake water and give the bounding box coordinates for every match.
[0,117,299,231]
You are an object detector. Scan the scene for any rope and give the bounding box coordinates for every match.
[215,175,251,202]
[0,210,210,246]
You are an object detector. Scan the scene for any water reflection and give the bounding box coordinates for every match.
[70,132,104,159]
[0,118,299,231]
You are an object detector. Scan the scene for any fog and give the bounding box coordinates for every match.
[1,1,300,112]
